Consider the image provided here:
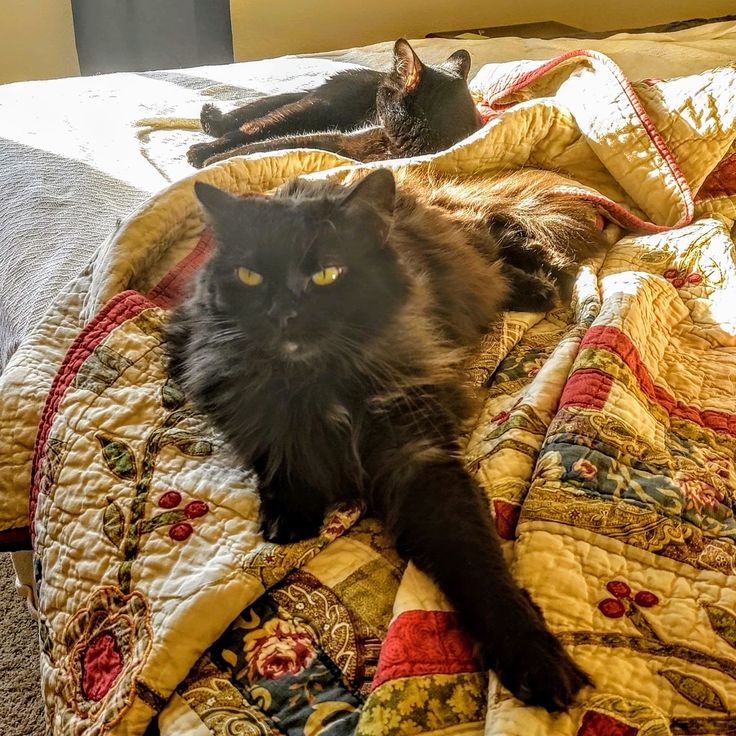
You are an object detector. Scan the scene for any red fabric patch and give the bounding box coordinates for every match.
[158,491,182,509]
[184,501,209,519]
[581,326,736,436]
[606,581,631,599]
[169,522,193,541]
[598,598,626,618]
[81,630,124,702]
[559,368,614,410]
[578,711,638,736]
[634,591,659,607]
[697,153,736,201]
[493,499,521,540]
[371,610,478,690]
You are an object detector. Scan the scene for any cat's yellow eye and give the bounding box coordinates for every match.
[311,266,344,286]
[236,267,263,286]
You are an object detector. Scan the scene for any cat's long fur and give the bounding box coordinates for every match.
[187,39,481,168]
[166,167,603,710]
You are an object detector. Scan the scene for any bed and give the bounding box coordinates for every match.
[1,18,736,736]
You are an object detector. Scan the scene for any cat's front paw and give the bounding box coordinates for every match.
[259,498,323,544]
[187,141,216,169]
[524,273,558,312]
[503,269,559,313]
[490,626,591,711]
[200,103,226,137]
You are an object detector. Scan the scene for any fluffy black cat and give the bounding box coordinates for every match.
[166,167,603,710]
[187,39,481,168]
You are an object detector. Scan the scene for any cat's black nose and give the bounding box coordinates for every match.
[267,303,297,327]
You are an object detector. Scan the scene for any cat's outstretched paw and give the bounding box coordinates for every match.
[259,499,323,544]
[492,626,591,711]
[503,266,559,313]
[200,103,227,137]
[187,142,217,169]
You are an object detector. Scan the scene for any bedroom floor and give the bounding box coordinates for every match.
[0,554,45,736]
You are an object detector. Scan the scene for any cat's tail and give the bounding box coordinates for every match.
[415,168,606,273]
[477,169,606,271]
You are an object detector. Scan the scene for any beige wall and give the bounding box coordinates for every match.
[1,0,79,84]
[1,1,733,83]
[231,0,736,61]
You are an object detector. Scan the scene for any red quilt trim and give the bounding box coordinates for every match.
[480,49,694,232]
[147,229,215,308]
[581,325,736,436]
[558,190,678,234]
[370,610,478,690]
[29,291,156,543]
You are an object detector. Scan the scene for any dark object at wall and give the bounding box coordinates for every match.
[71,0,233,75]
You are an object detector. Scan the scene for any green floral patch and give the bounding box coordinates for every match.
[357,672,487,736]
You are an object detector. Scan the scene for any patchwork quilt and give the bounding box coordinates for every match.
[1,49,736,735]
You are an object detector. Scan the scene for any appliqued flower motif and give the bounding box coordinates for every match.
[169,522,194,541]
[598,580,659,619]
[572,458,598,481]
[244,618,317,681]
[61,587,152,730]
[185,500,209,518]
[676,471,726,512]
[663,267,704,289]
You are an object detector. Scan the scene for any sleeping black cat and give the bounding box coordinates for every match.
[167,167,604,711]
[187,39,481,168]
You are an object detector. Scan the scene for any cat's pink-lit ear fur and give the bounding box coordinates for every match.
[393,39,423,92]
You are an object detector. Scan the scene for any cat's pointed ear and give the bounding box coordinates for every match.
[344,169,395,215]
[343,169,395,239]
[194,182,268,247]
[194,181,239,217]
[443,49,471,81]
[393,39,423,92]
